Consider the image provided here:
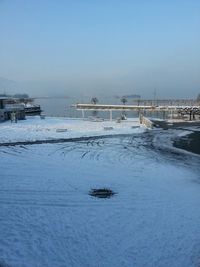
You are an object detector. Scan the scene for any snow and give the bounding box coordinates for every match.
[0,117,200,267]
[0,116,144,143]
[177,130,192,137]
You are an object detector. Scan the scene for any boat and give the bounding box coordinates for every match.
[24,103,42,115]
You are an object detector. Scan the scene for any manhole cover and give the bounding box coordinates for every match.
[89,188,116,198]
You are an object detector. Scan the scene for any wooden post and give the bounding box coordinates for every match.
[109,110,112,121]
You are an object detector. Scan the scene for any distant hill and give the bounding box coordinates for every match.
[0,77,31,98]
[0,77,19,94]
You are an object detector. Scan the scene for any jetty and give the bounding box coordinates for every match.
[73,103,200,121]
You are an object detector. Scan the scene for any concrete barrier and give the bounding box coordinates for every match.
[140,115,154,129]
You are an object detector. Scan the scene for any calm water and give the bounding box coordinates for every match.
[35,97,169,119]
[35,98,78,117]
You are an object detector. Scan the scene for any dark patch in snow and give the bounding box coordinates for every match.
[173,131,200,155]
[0,134,133,147]
[89,188,116,198]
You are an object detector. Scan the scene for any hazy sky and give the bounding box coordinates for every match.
[0,0,200,98]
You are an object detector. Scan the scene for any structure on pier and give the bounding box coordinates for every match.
[72,103,200,121]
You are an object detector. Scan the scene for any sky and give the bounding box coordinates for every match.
[0,0,200,98]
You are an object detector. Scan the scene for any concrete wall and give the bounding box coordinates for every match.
[140,115,154,129]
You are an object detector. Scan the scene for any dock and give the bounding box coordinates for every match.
[73,103,200,121]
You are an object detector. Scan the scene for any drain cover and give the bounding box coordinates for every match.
[89,188,116,198]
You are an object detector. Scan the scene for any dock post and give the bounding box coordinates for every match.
[81,109,85,119]
[109,110,112,121]
[139,111,143,124]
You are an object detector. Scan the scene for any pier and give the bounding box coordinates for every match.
[73,103,200,121]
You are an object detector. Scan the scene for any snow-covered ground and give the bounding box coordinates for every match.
[0,116,143,143]
[1,117,200,267]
